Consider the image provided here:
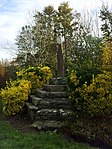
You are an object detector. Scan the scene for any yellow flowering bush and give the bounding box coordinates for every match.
[69,41,112,117]
[69,70,112,116]
[0,65,52,116]
[40,66,52,80]
[70,71,79,86]
[102,41,112,71]
[0,79,31,116]
[16,66,52,94]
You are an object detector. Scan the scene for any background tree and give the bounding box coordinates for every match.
[16,2,77,74]
[100,4,112,42]
[99,4,112,71]
[16,25,36,66]
[16,6,57,72]
[0,59,9,88]
[15,2,102,77]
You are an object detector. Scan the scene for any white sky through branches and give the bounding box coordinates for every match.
[0,0,111,60]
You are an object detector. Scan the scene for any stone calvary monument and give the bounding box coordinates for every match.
[26,23,73,130]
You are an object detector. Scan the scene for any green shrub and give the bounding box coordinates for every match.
[68,65,101,86]
[0,63,6,88]
[5,64,19,81]
[0,75,6,89]
[71,116,112,148]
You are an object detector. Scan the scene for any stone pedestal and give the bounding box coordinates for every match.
[26,77,72,130]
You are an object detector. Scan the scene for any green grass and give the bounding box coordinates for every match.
[0,122,98,149]
[0,99,98,149]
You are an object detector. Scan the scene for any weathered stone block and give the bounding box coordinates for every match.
[30,95,71,109]
[49,77,67,85]
[26,77,73,130]
[31,120,65,130]
[43,84,67,92]
[26,102,38,121]
[36,90,68,98]
[36,108,72,121]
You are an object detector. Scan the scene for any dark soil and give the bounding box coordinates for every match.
[1,111,37,133]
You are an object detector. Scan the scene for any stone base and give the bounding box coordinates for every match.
[26,77,73,131]
[49,77,67,85]
[31,120,65,131]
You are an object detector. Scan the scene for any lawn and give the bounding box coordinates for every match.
[0,99,98,149]
[0,120,99,149]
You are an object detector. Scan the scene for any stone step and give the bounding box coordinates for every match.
[49,77,67,85]
[26,102,39,121]
[43,84,67,92]
[30,95,71,109]
[30,95,42,106]
[35,90,68,98]
[36,108,72,121]
[26,102,72,122]
[31,120,65,130]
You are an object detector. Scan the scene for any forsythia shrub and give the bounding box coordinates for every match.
[0,79,31,116]
[16,66,52,94]
[69,71,112,117]
[0,65,52,116]
[102,41,112,71]
[69,71,79,86]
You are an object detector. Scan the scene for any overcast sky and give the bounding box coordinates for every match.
[0,0,111,60]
